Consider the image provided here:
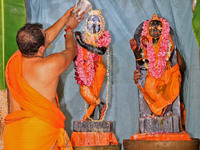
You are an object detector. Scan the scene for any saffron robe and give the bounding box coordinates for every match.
[137,63,181,116]
[4,51,72,150]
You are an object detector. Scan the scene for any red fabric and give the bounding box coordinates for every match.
[71,132,118,147]
[137,63,181,115]
[130,132,191,141]
[80,48,106,121]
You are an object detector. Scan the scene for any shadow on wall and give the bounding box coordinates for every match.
[60,102,73,137]
[57,64,75,136]
[57,79,73,136]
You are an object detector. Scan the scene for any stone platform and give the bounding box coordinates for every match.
[73,120,113,132]
[139,114,181,133]
[71,121,119,147]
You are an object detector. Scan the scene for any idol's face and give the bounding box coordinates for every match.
[149,20,162,38]
[86,15,102,34]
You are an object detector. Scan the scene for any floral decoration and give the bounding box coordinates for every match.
[141,18,170,79]
[75,31,111,86]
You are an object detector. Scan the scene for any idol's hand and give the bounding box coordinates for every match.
[130,38,137,51]
[67,8,85,29]
[133,70,141,84]
[75,31,107,55]
[141,36,148,47]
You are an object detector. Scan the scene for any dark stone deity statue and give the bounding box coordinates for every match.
[130,14,186,133]
[71,10,119,148]
[74,10,110,121]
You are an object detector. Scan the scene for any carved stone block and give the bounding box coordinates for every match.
[73,121,113,132]
[139,114,181,133]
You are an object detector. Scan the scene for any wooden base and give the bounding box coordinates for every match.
[123,138,200,150]
[73,144,121,150]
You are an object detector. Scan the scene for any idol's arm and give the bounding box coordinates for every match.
[177,49,186,74]
[75,31,107,55]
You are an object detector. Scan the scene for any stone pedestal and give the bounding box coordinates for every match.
[73,120,113,132]
[139,114,181,133]
[71,121,119,148]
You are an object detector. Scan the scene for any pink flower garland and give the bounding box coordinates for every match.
[75,46,97,86]
[141,18,170,79]
[97,31,111,47]
[75,31,111,86]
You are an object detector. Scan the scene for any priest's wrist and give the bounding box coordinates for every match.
[65,25,74,32]
[64,25,74,38]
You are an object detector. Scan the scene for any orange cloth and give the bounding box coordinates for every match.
[71,132,118,147]
[4,51,72,150]
[130,132,191,141]
[80,48,106,121]
[137,63,181,116]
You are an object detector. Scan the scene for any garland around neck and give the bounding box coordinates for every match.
[75,31,111,86]
[141,18,170,79]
